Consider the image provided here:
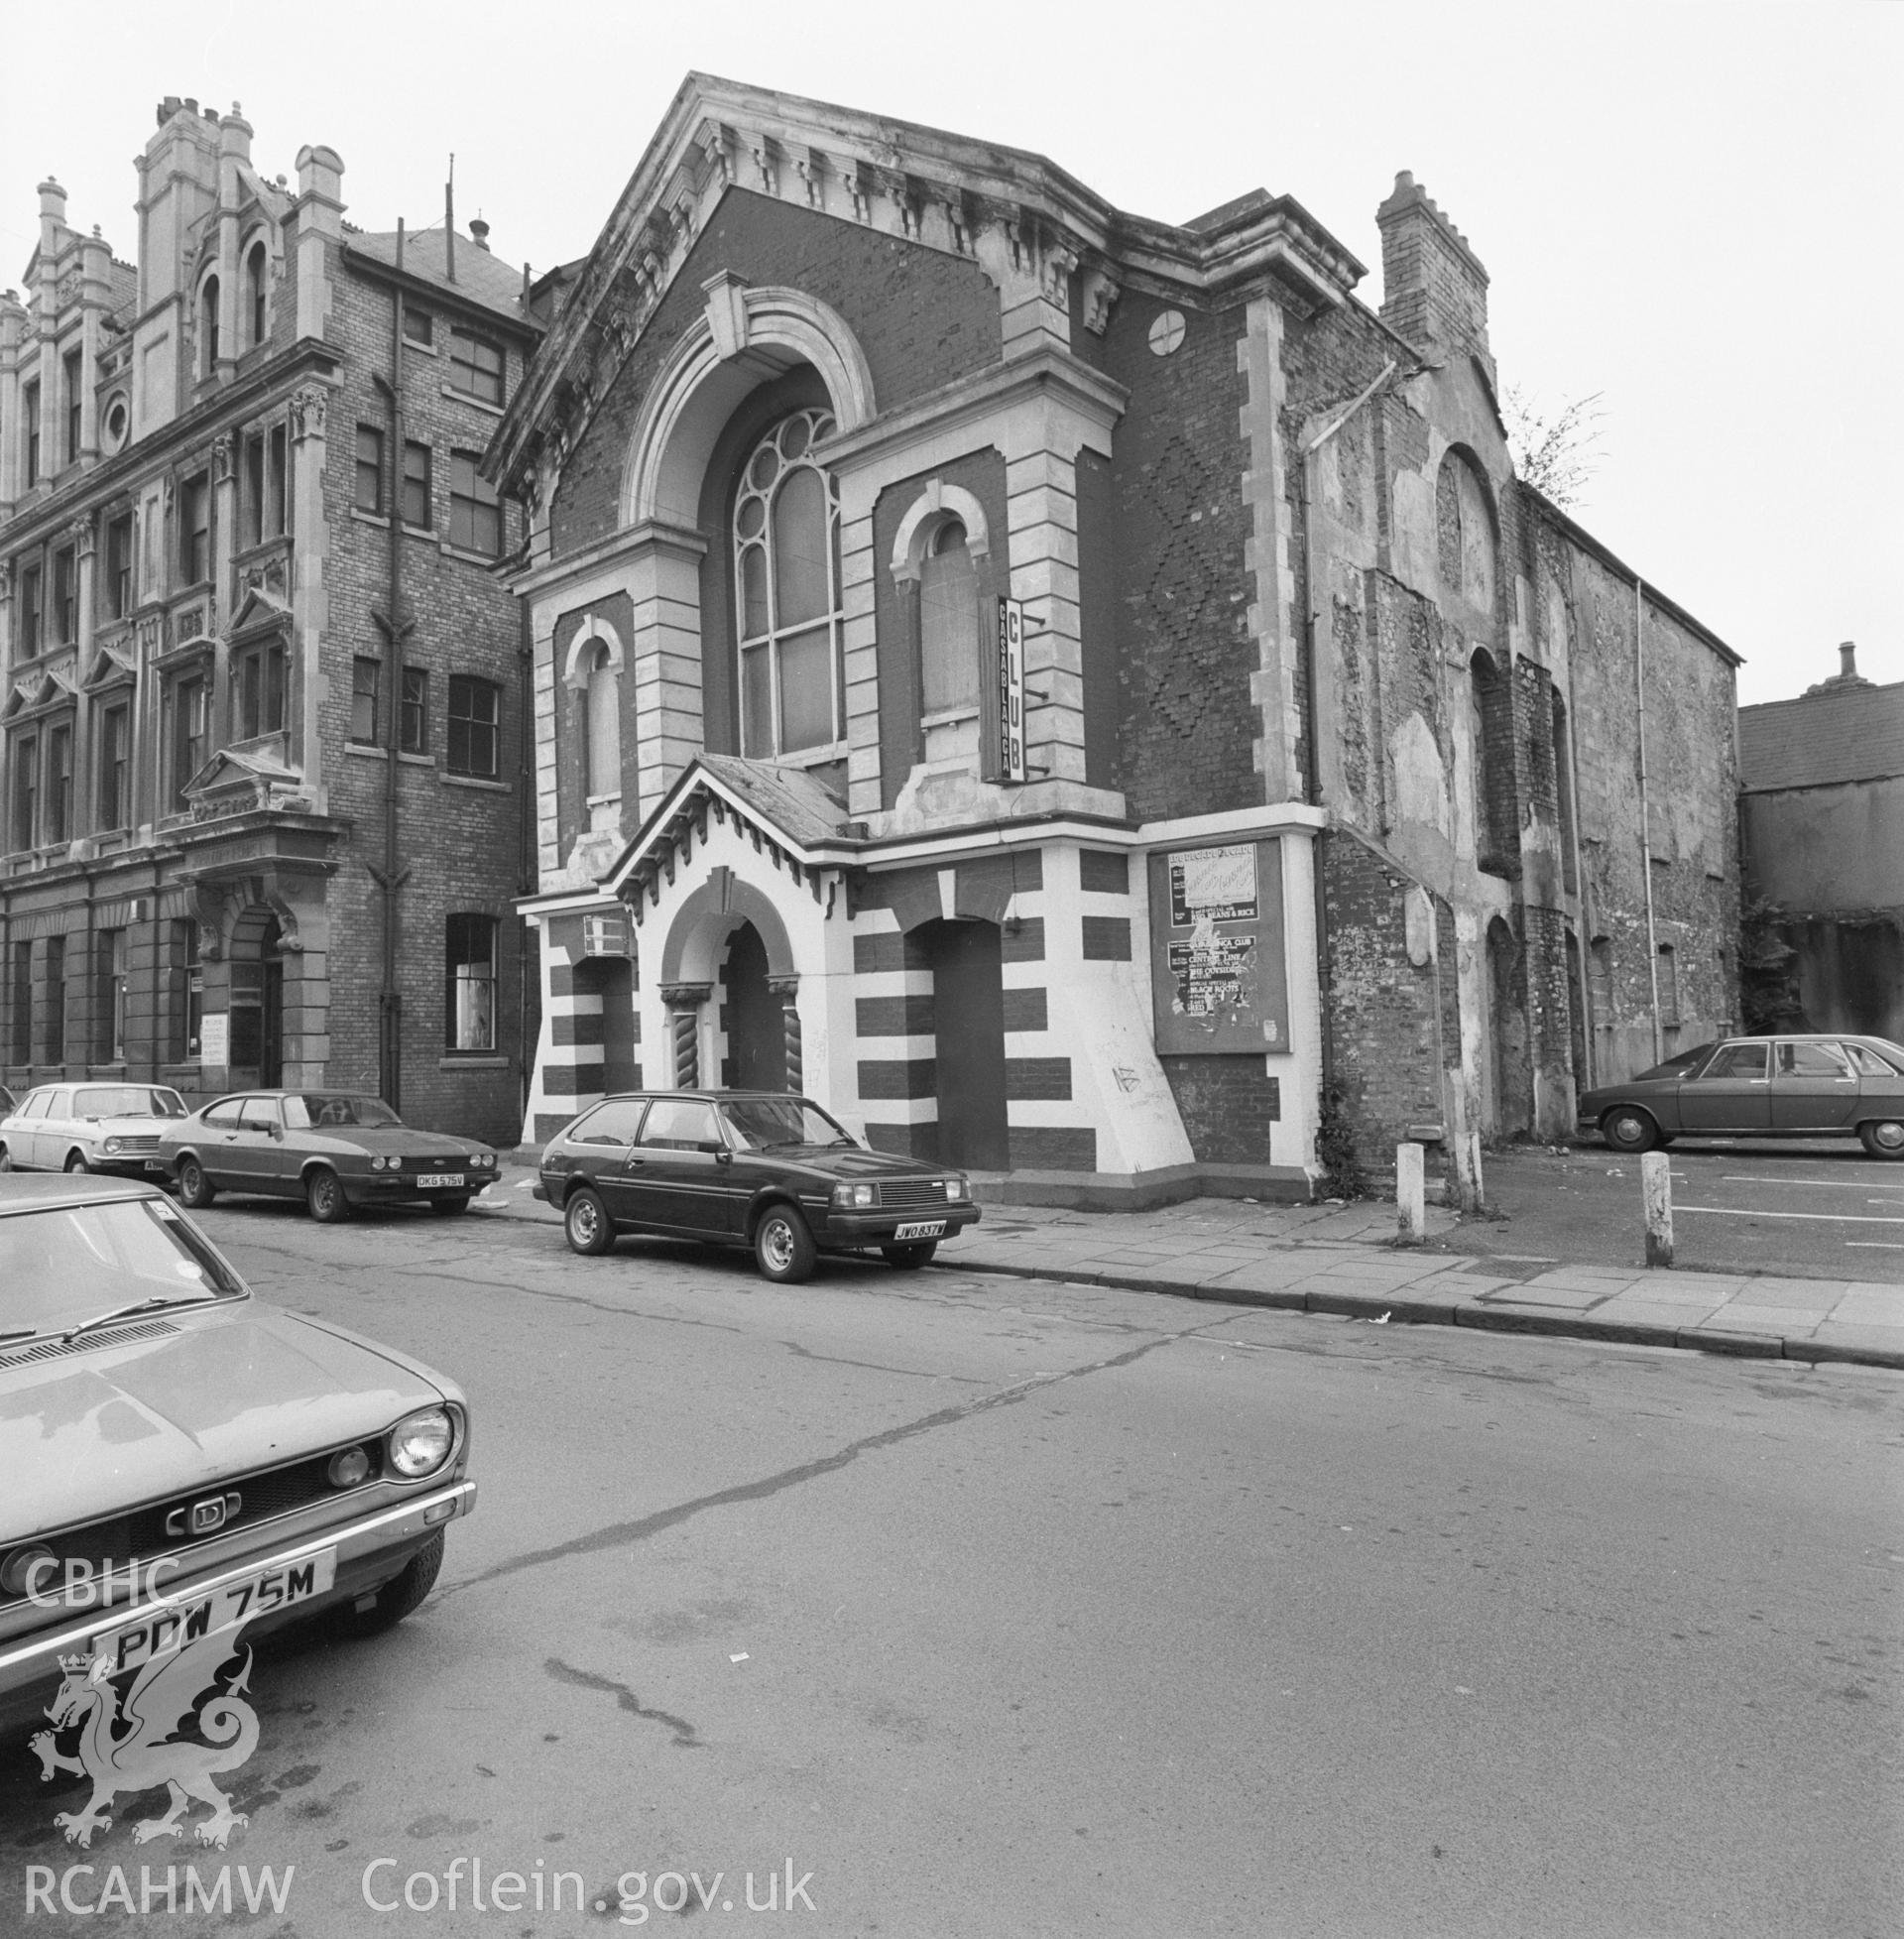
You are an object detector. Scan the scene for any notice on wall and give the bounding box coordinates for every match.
[198,1012,229,1068]
[1148,839,1289,1055]
[1168,844,1257,926]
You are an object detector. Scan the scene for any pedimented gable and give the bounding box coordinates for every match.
[492,72,1364,508]
[228,583,292,640]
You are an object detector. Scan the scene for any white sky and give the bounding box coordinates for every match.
[4,0,1897,705]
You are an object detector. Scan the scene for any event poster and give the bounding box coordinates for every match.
[1148,839,1289,1054]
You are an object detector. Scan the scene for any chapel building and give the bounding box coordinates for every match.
[491,75,1740,1198]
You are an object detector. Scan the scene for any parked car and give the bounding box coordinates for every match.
[1579,1032,1904,1158]
[157,1090,499,1221]
[0,1082,189,1178]
[0,1085,15,1119]
[0,1175,475,1742]
[536,1090,982,1281]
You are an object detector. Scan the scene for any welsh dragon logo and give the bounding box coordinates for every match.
[30,1635,260,1849]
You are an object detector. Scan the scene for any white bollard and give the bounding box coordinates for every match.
[1396,1142,1426,1245]
[1641,1150,1674,1268]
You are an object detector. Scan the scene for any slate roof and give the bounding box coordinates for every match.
[1737,680,1904,791]
[346,227,529,318]
[696,754,854,846]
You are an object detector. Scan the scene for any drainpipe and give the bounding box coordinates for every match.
[373,223,412,1110]
[1634,575,1662,1065]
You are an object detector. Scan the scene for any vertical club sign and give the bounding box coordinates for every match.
[997,596,1026,784]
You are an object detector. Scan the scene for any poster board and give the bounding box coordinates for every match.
[198,1012,229,1068]
[1148,838,1289,1054]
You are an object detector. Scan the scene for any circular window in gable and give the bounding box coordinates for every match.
[102,394,130,452]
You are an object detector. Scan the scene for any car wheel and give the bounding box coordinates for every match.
[177,1156,216,1208]
[0,1144,12,1172]
[1860,1119,1904,1160]
[305,1166,352,1223]
[63,1151,91,1174]
[1602,1106,1661,1153]
[429,1195,471,1216]
[754,1204,816,1283]
[563,1185,614,1256]
[881,1241,937,1270]
[327,1532,444,1639]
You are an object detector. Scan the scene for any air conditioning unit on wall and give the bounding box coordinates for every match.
[582,909,632,958]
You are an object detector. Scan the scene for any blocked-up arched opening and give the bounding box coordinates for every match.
[1487,912,1529,1138]
[1468,648,1518,877]
[1551,690,1577,894]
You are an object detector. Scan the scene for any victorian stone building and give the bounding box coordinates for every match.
[1,98,538,1143]
[492,74,1739,1197]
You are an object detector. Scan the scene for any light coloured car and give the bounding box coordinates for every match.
[0,1175,476,1744]
[0,1082,189,1178]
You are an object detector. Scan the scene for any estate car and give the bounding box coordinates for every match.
[0,1083,189,1178]
[1579,1032,1904,1157]
[536,1090,981,1281]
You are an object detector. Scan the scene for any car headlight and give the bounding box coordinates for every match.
[474,1151,495,1168]
[388,1406,454,1478]
[104,1137,124,1154]
[327,1446,373,1489]
[832,1182,877,1208]
[944,1177,966,1200]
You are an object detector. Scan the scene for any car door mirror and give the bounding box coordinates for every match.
[712,1148,733,1165]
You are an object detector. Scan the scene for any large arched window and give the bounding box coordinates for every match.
[1436,448,1497,617]
[733,409,842,759]
[583,641,621,800]
[919,520,981,715]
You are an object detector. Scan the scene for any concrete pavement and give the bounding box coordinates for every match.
[489,1156,1904,1370]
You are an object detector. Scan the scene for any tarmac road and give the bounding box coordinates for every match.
[1442,1139,1904,1282]
[3,1197,1896,1936]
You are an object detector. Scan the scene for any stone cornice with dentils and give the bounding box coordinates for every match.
[488,71,1368,501]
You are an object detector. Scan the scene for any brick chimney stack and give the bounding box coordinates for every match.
[1376,171,1491,374]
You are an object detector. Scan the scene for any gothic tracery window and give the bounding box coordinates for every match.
[733,409,843,759]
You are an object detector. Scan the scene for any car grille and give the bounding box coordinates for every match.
[0,1437,388,1609]
[879,1178,948,1211]
[113,1135,162,1153]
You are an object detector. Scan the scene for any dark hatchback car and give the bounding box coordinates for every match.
[1579,1032,1904,1157]
[536,1091,981,1281]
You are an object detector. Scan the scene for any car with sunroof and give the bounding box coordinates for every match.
[0,1083,189,1178]
[536,1090,981,1281]
[1579,1032,1904,1157]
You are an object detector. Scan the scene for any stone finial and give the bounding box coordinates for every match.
[468,215,490,251]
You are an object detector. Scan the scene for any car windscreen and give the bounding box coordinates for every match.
[283,1094,403,1130]
[721,1098,855,1150]
[0,1198,244,1336]
[1634,1042,1718,1082]
[72,1085,188,1120]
